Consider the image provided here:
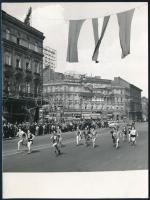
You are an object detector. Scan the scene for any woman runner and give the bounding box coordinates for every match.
[27,130,35,154]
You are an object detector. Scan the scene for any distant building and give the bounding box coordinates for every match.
[129,84,142,121]
[43,67,63,84]
[43,47,57,83]
[141,97,148,121]
[2,11,45,123]
[43,72,142,121]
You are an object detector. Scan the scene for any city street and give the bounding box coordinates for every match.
[3,122,148,172]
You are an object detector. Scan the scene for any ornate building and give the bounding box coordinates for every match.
[129,84,142,121]
[2,11,45,123]
[43,71,143,121]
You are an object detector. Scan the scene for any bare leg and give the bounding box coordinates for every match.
[17,140,23,151]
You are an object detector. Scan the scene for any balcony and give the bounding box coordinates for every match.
[4,64,13,78]
[25,70,33,82]
[15,67,23,81]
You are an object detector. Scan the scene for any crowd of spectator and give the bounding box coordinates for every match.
[3,118,110,139]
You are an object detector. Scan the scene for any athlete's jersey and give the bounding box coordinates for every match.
[91,129,96,138]
[122,127,127,135]
[130,129,137,137]
[76,129,81,136]
[52,135,59,144]
[27,134,34,142]
[17,130,26,139]
[113,131,120,139]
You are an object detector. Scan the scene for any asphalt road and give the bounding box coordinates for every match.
[3,122,148,172]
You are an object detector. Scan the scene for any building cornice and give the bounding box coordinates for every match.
[2,10,45,40]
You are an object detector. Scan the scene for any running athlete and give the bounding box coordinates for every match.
[110,127,116,146]
[91,128,97,148]
[122,126,128,141]
[112,127,121,149]
[50,131,61,156]
[16,128,27,151]
[76,126,81,146]
[128,127,131,143]
[130,126,138,145]
[27,130,35,154]
[83,126,89,146]
[56,126,62,148]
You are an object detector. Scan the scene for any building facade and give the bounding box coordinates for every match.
[129,84,142,121]
[43,72,142,121]
[43,47,57,83]
[2,11,45,123]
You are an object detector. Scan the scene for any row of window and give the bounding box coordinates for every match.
[4,29,42,53]
[4,82,41,95]
[4,51,41,73]
[113,89,125,95]
[52,103,125,111]
[44,86,128,96]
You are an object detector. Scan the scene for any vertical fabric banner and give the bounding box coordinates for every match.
[117,9,135,58]
[67,19,85,62]
[92,16,110,62]
[92,18,99,62]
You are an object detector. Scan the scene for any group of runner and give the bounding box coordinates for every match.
[16,121,138,156]
[110,125,138,149]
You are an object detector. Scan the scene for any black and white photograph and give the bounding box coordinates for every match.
[1,2,148,198]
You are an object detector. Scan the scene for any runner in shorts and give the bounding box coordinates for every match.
[130,126,138,145]
[16,128,27,151]
[122,126,128,141]
[27,130,35,154]
[51,131,61,156]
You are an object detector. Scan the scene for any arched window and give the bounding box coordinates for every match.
[25,58,31,70]
[16,55,21,68]
[34,61,39,73]
[4,52,11,65]
[6,29,10,40]
[34,42,38,52]
[26,83,31,94]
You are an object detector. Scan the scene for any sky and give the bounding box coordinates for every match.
[2,2,148,97]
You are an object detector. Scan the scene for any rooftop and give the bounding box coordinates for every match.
[2,10,45,40]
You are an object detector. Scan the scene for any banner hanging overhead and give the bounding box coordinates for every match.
[66,3,143,63]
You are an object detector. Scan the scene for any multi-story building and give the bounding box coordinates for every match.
[129,84,142,121]
[43,47,57,83]
[111,77,130,120]
[43,71,142,121]
[2,11,45,123]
